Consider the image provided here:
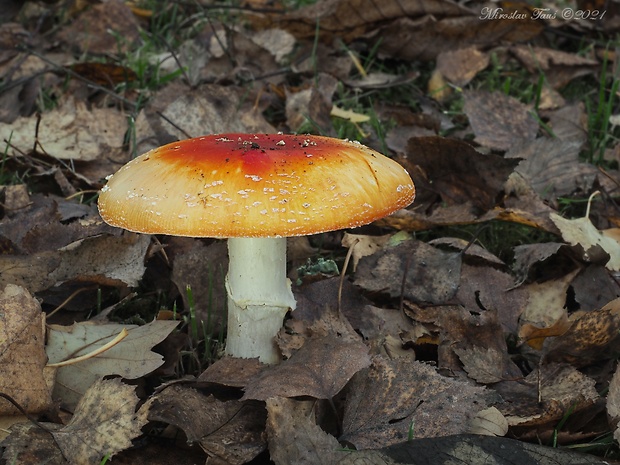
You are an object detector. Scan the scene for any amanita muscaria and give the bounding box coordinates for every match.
[98,133,415,364]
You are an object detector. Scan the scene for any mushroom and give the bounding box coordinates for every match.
[98,133,415,364]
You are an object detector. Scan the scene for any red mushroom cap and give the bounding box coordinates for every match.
[98,133,415,238]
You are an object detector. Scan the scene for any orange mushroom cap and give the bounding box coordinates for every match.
[98,133,415,238]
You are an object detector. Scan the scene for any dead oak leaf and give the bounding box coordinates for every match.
[242,335,371,401]
[52,378,151,464]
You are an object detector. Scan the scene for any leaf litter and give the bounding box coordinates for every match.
[1,0,620,463]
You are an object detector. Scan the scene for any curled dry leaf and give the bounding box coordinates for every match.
[0,284,52,416]
[435,46,489,87]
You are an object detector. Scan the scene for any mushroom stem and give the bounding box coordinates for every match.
[225,237,296,364]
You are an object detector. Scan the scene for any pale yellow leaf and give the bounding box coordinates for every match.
[46,320,178,410]
[550,212,620,270]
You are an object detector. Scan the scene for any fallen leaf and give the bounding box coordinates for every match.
[551,211,620,270]
[499,364,598,429]
[507,137,596,200]
[607,363,620,443]
[242,335,371,401]
[511,45,598,89]
[149,384,266,464]
[463,90,539,151]
[341,232,391,272]
[266,397,342,465]
[46,320,179,410]
[467,407,509,437]
[436,46,489,87]
[544,297,620,366]
[0,285,51,416]
[354,239,461,304]
[0,232,151,293]
[336,434,609,464]
[401,136,519,213]
[1,97,127,161]
[55,0,140,54]
[52,378,151,464]
[341,357,494,448]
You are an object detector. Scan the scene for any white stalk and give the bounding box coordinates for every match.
[225,237,296,364]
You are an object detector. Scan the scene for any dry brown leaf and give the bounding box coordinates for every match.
[433,305,522,382]
[511,45,598,89]
[519,313,572,351]
[198,356,266,388]
[341,357,494,448]
[272,0,470,42]
[544,297,620,366]
[453,346,507,384]
[52,378,151,464]
[354,239,461,304]
[149,384,266,464]
[507,138,596,200]
[500,364,598,428]
[455,264,525,335]
[518,269,580,330]
[0,422,65,465]
[401,136,519,213]
[506,137,596,199]
[436,46,490,87]
[375,14,542,62]
[266,397,342,465]
[134,82,275,155]
[55,0,140,54]
[0,233,150,293]
[0,285,52,416]
[463,90,538,151]
[242,335,371,401]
